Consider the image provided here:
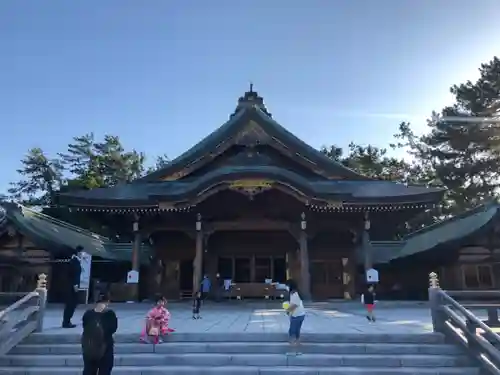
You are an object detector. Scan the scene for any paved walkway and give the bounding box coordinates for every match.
[39,301,439,335]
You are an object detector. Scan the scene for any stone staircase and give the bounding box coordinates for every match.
[0,332,479,374]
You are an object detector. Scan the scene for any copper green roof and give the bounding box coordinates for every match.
[372,202,499,264]
[58,91,444,208]
[138,99,365,183]
[0,203,151,264]
[59,165,444,207]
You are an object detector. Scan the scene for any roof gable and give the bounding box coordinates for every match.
[374,202,500,264]
[138,89,366,183]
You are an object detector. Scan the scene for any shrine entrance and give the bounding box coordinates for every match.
[216,255,287,284]
[310,259,344,299]
[179,260,193,297]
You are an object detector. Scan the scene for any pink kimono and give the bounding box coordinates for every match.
[140,305,174,343]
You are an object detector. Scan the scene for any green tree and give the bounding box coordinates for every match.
[93,135,146,185]
[395,56,500,216]
[320,145,345,162]
[58,133,104,190]
[321,143,416,183]
[8,148,64,206]
[146,153,170,174]
[59,134,147,189]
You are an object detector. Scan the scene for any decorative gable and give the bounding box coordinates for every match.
[141,87,365,183]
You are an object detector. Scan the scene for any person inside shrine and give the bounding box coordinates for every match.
[192,291,202,319]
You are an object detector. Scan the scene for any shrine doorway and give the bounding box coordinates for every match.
[179,260,193,295]
[310,259,344,299]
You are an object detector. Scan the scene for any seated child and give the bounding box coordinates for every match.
[140,295,174,344]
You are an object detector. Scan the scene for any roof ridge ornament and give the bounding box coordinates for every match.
[230,84,272,119]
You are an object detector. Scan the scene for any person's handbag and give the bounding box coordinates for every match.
[147,319,160,336]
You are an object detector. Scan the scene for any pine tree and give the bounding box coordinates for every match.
[396,57,500,216]
[8,148,64,206]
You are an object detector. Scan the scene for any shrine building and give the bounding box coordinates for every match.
[0,88,448,301]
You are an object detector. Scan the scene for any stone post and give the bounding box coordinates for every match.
[428,272,446,333]
[299,212,311,301]
[35,273,48,333]
[193,213,203,296]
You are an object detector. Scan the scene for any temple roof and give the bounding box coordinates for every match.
[59,166,443,207]
[2,201,492,265]
[0,203,151,263]
[58,88,445,209]
[372,202,499,264]
[138,87,365,182]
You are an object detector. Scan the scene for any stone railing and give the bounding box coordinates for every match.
[0,274,48,355]
[428,272,500,374]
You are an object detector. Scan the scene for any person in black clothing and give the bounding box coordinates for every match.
[214,273,224,302]
[81,292,118,375]
[192,291,202,319]
[62,246,82,328]
[361,284,376,322]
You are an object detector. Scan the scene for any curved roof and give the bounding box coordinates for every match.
[59,90,445,207]
[0,203,151,263]
[138,104,366,182]
[59,165,444,207]
[373,202,499,264]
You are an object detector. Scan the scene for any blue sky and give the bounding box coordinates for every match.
[1,0,499,194]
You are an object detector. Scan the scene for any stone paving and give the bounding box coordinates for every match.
[37,301,444,335]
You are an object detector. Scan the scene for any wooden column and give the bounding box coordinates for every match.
[362,212,373,271]
[299,212,311,300]
[130,218,141,301]
[342,255,356,300]
[193,213,203,296]
[132,220,141,272]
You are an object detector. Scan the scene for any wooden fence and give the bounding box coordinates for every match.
[429,272,500,375]
[0,274,48,355]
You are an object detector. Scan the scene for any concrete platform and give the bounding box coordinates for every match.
[3,302,481,375]
[37,301,436,335]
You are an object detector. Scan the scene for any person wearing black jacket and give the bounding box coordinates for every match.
[62,246,82,328]
[82,292,118,375]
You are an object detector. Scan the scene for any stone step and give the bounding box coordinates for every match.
[0,353,473,367]
[0,365,481,375]
[10,342,463,355]
[23,332,445,344]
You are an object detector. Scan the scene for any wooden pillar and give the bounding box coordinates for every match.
[299,212,311,300]
[130,218,141,301]
[342,255,356,300]
[193,213,203,296]
[132,220,141,272]
[362,212,373,271]
[250,255,256,282]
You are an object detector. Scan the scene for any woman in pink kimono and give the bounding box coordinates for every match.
[140,296,174,344]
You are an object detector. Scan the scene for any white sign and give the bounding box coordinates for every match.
[79,252,92,290]
[127,270,139,284]
[366,268,379,283]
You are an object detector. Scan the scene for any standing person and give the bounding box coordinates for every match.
[284,279,306,356]
[81,292,118,375]
[214,273,223,302]
[192,291,202,319]
[200,275,211,301]
[62,246,82,328]
[361,284,376,322]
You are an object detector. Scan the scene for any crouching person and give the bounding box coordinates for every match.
[81,292,118,375]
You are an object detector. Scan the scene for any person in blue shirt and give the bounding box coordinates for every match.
[200,275,211,301]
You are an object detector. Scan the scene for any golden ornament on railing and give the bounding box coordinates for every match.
[37,273,47,289]
[429,272,440,289]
